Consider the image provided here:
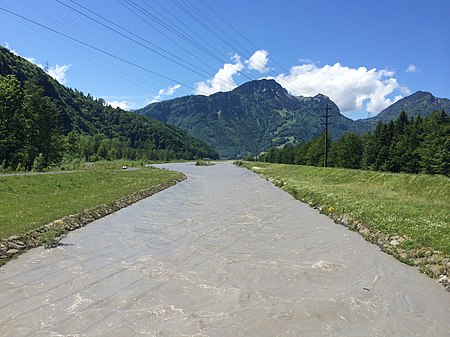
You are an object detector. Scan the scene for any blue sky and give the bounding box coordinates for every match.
[1,0,449,120]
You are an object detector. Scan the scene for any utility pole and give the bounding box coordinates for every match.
[322,104,331,167]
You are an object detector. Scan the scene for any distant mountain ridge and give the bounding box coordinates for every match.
[364,91,450,122]
[136,81,449,158]
[136,79,362,158]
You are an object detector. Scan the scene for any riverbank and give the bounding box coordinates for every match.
[0,166,185,266]
[3,161,449,336]
[236,161,450,290]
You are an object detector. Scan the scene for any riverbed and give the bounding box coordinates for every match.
[0,162,448,336]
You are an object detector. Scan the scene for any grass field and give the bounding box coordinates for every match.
[0,164,183,240]
[237,162,450,257]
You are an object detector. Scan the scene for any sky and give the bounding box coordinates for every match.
[1,0,449,120]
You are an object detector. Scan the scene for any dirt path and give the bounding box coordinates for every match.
[0,166,139,177]
[0,170,78,177]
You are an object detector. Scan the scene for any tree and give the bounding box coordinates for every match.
[330,133,363,169]
[373,121,394,171]
[361,132,377,170]
[65,131,81,158]
[22,80,63,167]
[419,111,450,175]
[387,120,421,173]
[32,153,46,171]
[294,142,311,165]
[305,133,326,166]
[0,74,24,168]
[264,147,277,163]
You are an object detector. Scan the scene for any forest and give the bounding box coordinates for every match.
[255,110,449,176]
[0,46,218,171]
[0,73,217,171]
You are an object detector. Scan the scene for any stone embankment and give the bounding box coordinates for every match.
[0,176,186,266]
[336,220,450,291]
[262,174,450,291]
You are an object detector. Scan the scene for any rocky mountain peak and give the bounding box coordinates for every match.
[407,90,434,101]
[366,91,449,122]
[232,79,288,97]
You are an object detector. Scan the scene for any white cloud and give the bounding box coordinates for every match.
[106,100,134,110]
[273,62,410,114]
[245,50,271,73]
[4,42,18,55]
[47,64,71,84]
[298,58,317,64]
[406,64,420,73]
[24,57,71,84]
[195,54,244,95]
[149,84,182,103]
[400,86,412,96]
[6,46,72,85]
[24,57,41,67]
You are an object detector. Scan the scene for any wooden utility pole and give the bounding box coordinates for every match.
[322,104,330,167]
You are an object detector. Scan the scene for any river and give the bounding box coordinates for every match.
[0,162,448,336]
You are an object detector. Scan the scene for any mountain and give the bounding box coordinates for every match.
[364,91,450,123]
[0,46,218,169]
[136,79,363,158]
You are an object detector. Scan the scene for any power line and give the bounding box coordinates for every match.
[198,0,259,53]
[17,0,134,63]
[0,6,202,92]
[4,1,312,102]
[197,0,290,74]
[171,0,245,57]
[9,1,168,93]
[152,0,233,67]
[119,0,255,83]
[115,0,213,71]
[4,1,246,95]
[193,0,311,97]
[119,0,228,66]
[55,0,216,81]
[122,0,260,86]
[134,0,219,74]
[183,0,254,57]
[171,0,262,81]
[175,0,275,82]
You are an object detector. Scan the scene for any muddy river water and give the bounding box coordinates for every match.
[0,162,449,336]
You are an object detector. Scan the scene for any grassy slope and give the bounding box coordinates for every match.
[238,162,450,256]
[0,166,182,239]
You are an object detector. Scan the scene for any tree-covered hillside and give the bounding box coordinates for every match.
[259,111,450,176]
[0,47,218,170]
